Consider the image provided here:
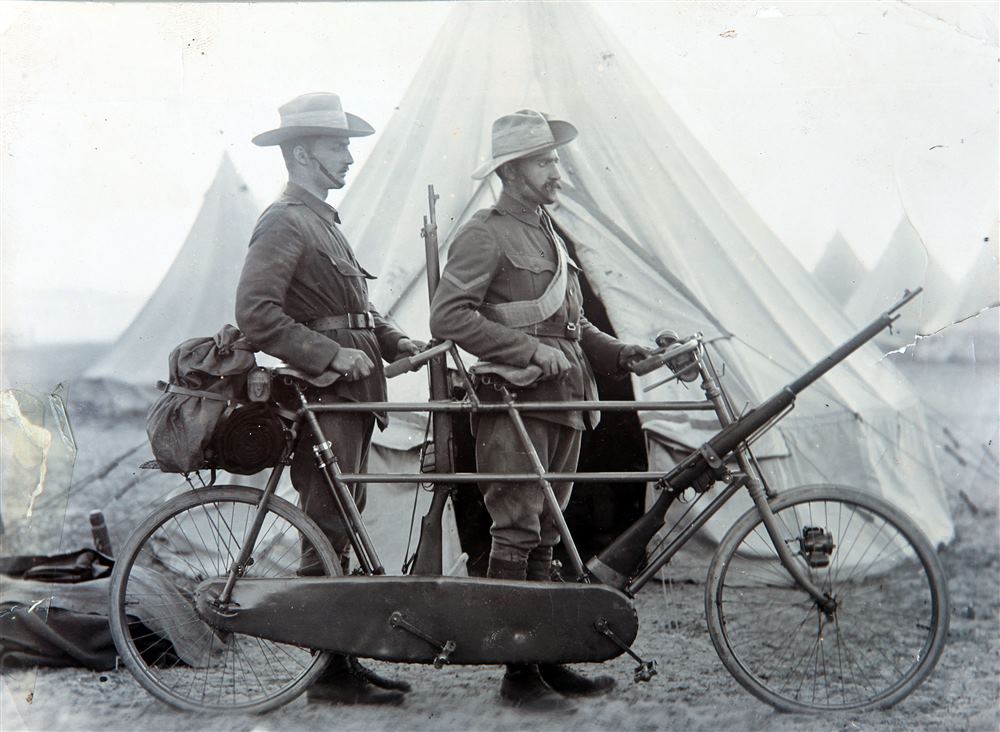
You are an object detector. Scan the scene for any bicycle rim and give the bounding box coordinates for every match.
[705,485,949,712]
[108,486,340,713]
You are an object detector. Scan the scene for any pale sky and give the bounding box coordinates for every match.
[2,1,997,344]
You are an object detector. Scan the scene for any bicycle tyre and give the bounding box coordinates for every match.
[108,486,341,713]
[705,484,949,713]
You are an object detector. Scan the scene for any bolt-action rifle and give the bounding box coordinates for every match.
[589,288,923,586]
[409,186,454,575]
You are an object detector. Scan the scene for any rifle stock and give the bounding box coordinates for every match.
[410,185,454,575]
[588,288,923,588]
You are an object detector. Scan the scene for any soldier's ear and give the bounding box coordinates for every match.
[292,143,312,166]
[498,161,521,184]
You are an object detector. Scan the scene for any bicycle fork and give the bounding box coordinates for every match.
[699,355,835,614]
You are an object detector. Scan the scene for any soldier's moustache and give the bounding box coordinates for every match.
[525,179,560,201]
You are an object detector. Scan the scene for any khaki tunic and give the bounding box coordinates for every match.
[235,182,407,426]
[429,191,626,429]
[235,182,408,560]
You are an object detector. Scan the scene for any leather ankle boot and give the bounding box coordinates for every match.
[306,654,406,706]
[347,656,412,692]
[499,663,575,712]
[538,663,616,696]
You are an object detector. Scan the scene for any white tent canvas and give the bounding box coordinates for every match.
[812,232,866,307]
[74,2,956,560]
[845,216,960,350]
[938,233,1000,363]
[334,2,953,548]
[84,154,260,387]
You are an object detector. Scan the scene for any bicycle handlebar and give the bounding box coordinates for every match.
[630,338,701,376]
[385,340,454,378]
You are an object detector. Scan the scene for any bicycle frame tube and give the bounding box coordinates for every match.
[626,475,746,594]
[216,462,287,604]
[499,388,587,579]
[309,400,716,414]
[295,390,386,575]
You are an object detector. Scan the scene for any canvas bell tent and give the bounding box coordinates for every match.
[812,232,866,307]
[845,216,960,353]
[938,234,1000,363]
[333,1,955,556]
[84,154,260,387]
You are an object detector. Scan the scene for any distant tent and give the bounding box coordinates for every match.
[812,232,866,307]
[337,2,953,550]
[939,232,1000,362]
[845,216,958,350]
[85,154,259,386]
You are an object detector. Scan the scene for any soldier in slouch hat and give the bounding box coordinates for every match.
[236,92,421,706]
[430,109,651,711]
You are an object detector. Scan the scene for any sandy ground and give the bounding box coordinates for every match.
[1,357,997,731]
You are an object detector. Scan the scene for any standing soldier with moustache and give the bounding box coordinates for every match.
[429,109,650,711]
[236,92,422,706]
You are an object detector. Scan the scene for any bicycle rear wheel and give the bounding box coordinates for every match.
[108,486,340,713]
[705,485,948,713]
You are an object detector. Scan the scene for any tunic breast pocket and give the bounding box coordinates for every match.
[315,252,376,308]
[324,252,377,280]
[502,252,556,299]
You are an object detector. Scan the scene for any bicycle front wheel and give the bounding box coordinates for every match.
[108,486,341,713]
[705,485,948,713]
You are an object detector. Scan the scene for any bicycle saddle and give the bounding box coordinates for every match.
[272,365,342,388]
[469,361,544,388]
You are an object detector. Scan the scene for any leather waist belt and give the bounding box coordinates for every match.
[306,312,376,330]
[514,321,581,341]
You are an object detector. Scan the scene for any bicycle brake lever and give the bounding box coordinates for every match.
[642,370,681,393]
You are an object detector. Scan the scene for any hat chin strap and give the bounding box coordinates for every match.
[310,155,340,187]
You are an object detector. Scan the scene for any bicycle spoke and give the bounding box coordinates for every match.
[110,488,336,712]
[707,489,947,712]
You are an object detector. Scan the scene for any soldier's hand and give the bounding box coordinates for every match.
[395,338,427,358]
[530,343,572,380]
[331,348,375,381]
[619,344,654,371]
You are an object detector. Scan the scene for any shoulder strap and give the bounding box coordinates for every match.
[479,214,569,328]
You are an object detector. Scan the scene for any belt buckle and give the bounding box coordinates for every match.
[565,322,578,333]
[364,312,375,328]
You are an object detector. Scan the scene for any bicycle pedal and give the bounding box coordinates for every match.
[634,659,657,683]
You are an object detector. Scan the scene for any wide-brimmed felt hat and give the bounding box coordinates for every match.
[471,109,578,179]
[252,92,374,146]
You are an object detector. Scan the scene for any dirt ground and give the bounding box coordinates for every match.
[1,358,998,731]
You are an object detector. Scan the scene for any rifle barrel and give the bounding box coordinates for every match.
[669,288,924,491]
[786,287,921,396]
